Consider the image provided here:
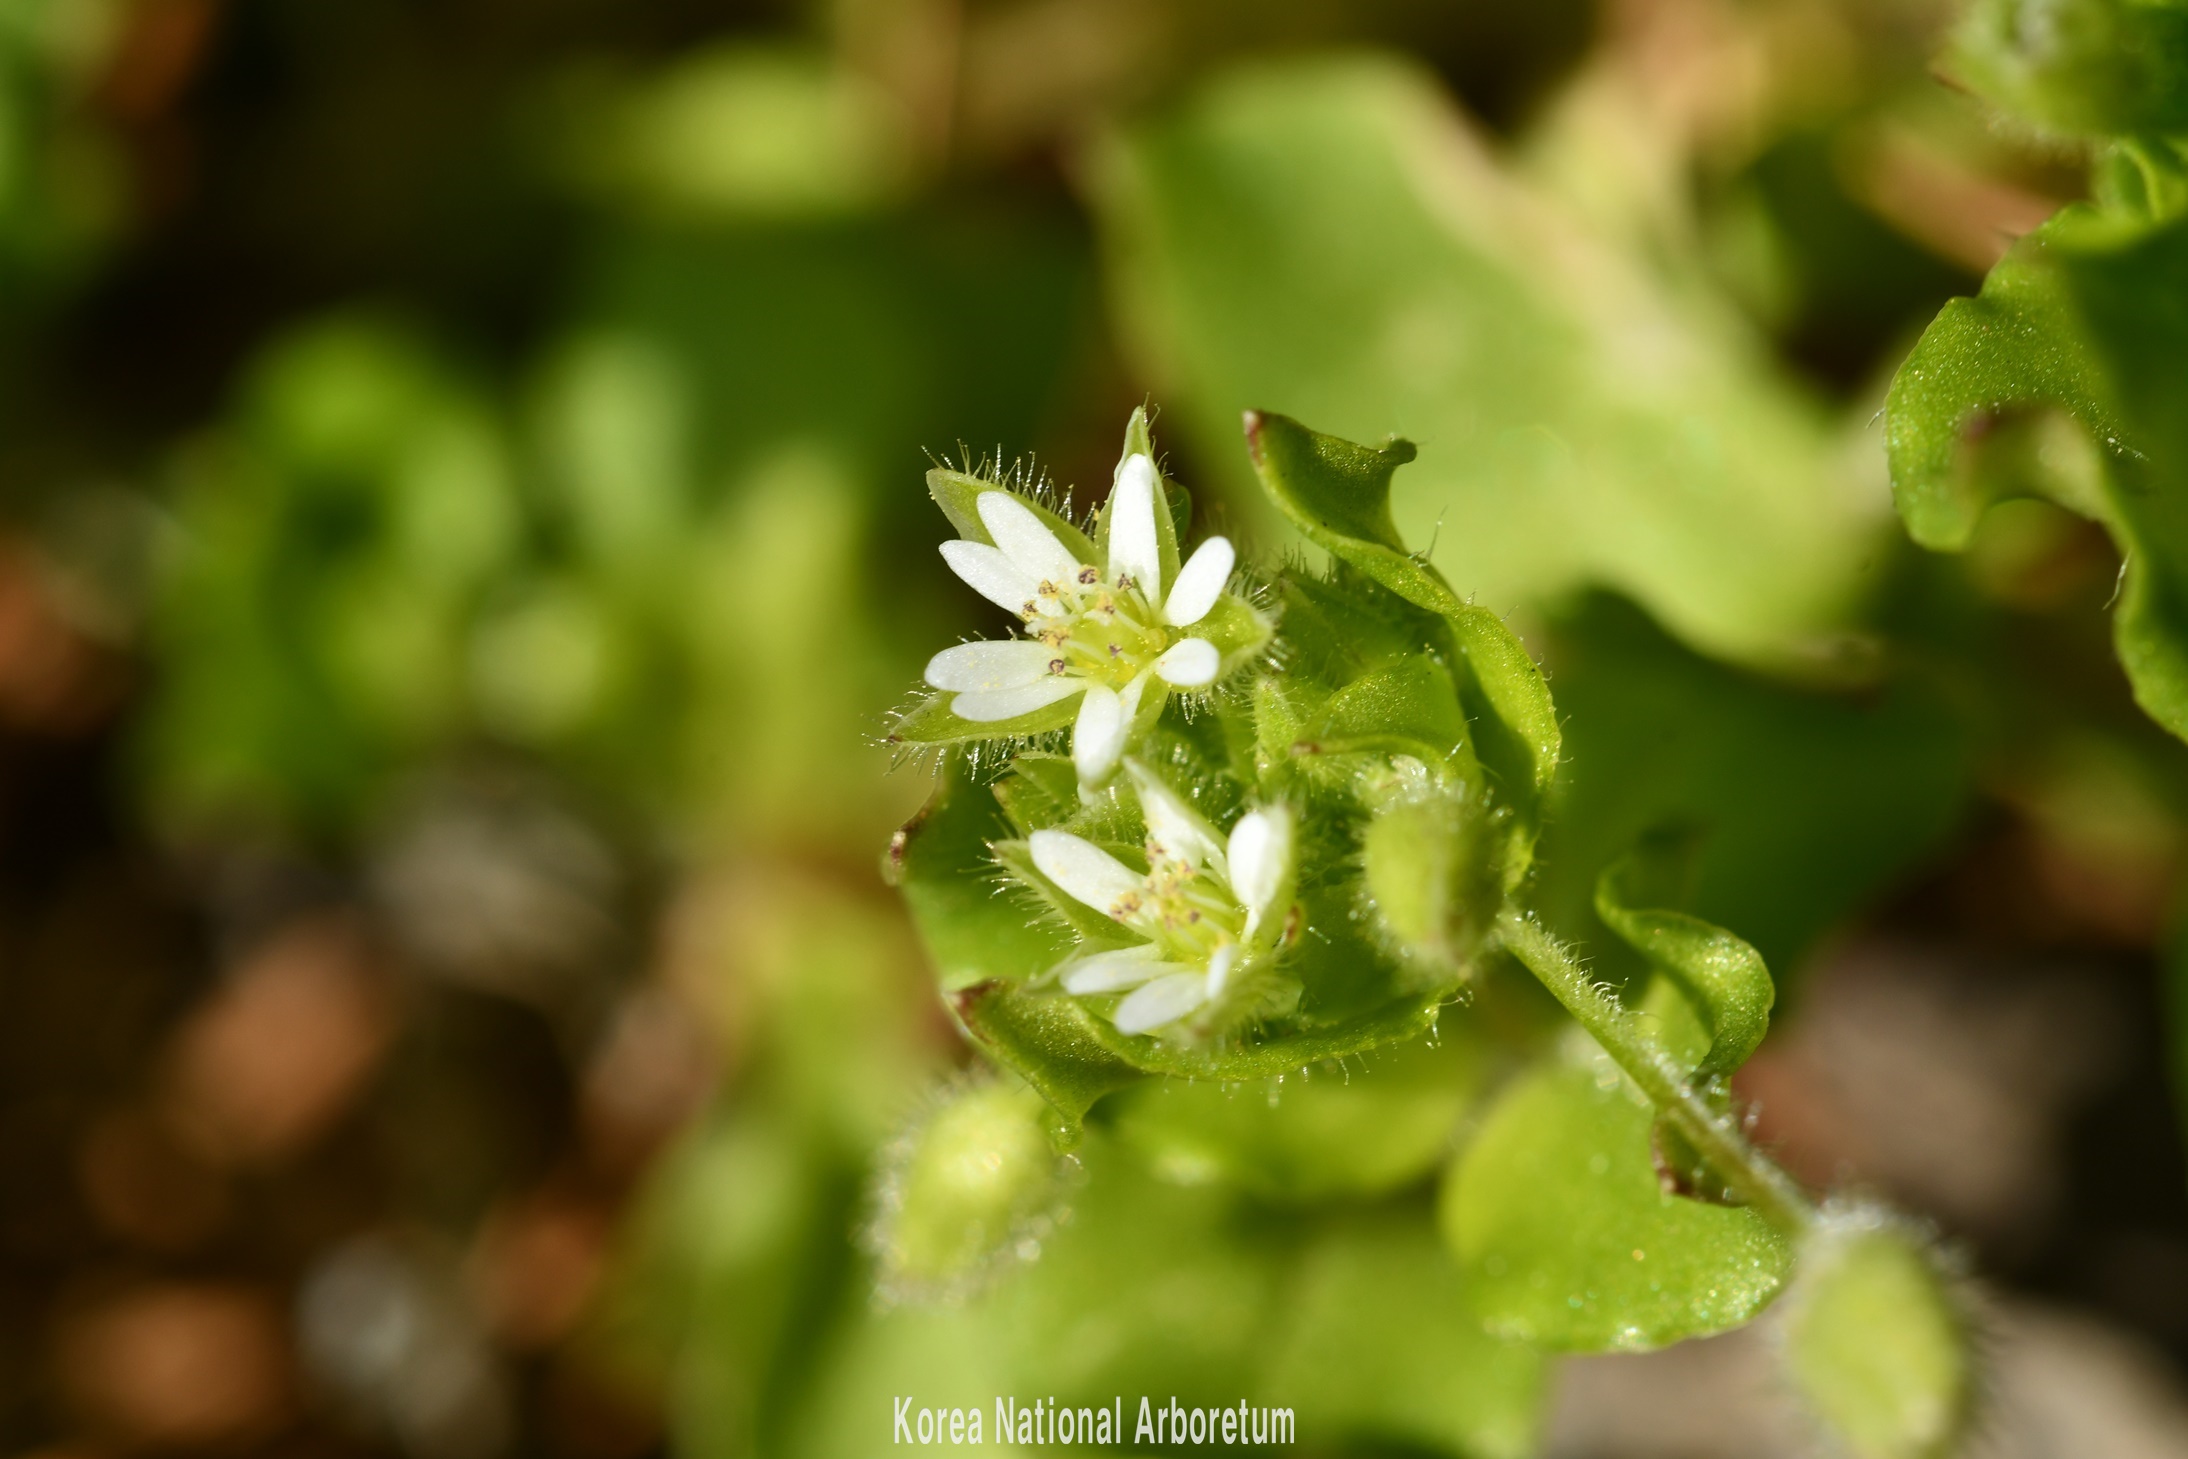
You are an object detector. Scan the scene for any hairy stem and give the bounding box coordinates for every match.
[1495,909,1817,1237]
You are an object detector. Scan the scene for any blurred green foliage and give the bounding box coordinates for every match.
[3,0,2185,1455]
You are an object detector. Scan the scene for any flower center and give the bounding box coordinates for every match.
[1027,569,1171,689]
[1115,847,1244,963]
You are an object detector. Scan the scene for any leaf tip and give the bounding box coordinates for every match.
[1241,408,1268,465]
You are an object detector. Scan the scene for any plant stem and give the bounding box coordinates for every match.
[1495,908,1817,1237]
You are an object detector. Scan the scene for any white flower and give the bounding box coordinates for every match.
[1027,761,1294,1037]
[925,453,1241,788]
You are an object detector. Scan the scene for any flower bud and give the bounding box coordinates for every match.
[1783,1214,1972,1459]
[866,1079,1066,1300]
[1359,773,1504,984]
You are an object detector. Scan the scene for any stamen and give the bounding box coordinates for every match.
[1077,566,1099,585]
[1048,658,1068,675]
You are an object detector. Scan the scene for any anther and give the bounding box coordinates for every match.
[1077,566,1098,585]
[1048,658,1067,675]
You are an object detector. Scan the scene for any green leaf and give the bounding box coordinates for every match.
[1594,832,1774,1081]
[1194,588,1276,671]
[1092,57,1879,665]
[1440,1054,1794,1351]
[1261,1212,1547,1459]
[978,1141,1283,1406]
[1084,986,1445,1084]
[887,759,1077,992]
[1270,565,1440,689]
[1296,652,1473,769]
[1538,595,1970,978]
[1105,1028,1486,1201]
[1783,1223,1971,1459]
[946,979,1145,1135]
[1887,200,2188,741]
[927,468,1100,567]
[989,753,1081,835]
[885,688,1080,747]
[1947,0,2188,140]
[1243,410,1560,815]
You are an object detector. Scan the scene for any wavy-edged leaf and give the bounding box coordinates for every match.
[1262,1212,1547,1459]
[1244,410,1560,813]
[1887,197,2188,740]
[1294,652,1473,771]
[1947,0,2188,140]
[1539,594,1971,979]
[1106,1027,1486,1201]
[1595,833,1774,1082]
[946,979,1144,1135]
[1093,58,1879,666]
[1440,1054,1794,1352]
[888,758,1076,992]
[1081,988,1444,1084]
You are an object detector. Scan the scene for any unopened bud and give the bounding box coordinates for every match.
[1783,1213,1972,1459]
[1360,777,1504,985]
[866,1079,1067,1300]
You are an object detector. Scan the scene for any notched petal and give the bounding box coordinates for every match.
[1113,971,1210,1035]
[1059,945,1174,994]
[1163,536,1235,627]
[1108,454,1163,599]
[951,678,1085,722]
[1030,829,1144,916]
[940,539,1044,616]
[1074,683,1128,788]
[1226,805,1294,932]
[1153,637,1220,687]
[925,639,1056,692]
[1124,758,1226,871]
[978,490,1082,587]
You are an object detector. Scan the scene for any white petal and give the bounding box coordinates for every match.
[939,539,1047,617]
[1107,454,1163,600]
[1118,669,1149,722]
[1153,637,1219,688]
[1060,945,1175,994]
[1227,805,1294,930]
[1113,971,1210,1035]
[1162,536,1234,627]
[977,491,1082,587]
[925,639,1056,692]
[1030,829,1144,917]
[951,677,1085,722]
[1204,943,1240,1000]
[1073,683,1127,787]
[1125,759,1224,872]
